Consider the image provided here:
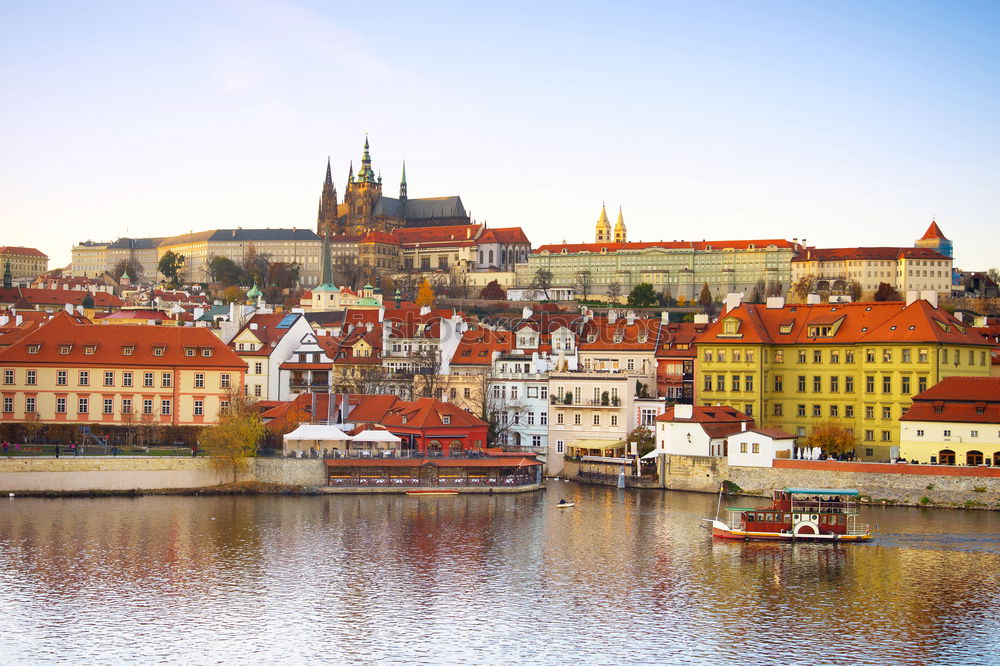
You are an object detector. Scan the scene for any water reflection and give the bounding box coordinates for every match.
[0,485,998,664]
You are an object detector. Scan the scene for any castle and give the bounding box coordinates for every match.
[317,137,471,237]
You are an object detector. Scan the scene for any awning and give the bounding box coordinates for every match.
[283,424,352,441]
[785,488,860,496]
[351,430,402,443]
[569,439,626,451]
[640,450,660,459]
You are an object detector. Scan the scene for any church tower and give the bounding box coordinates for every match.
[343,136,384,234]
[595,204,611,243]
[915,219,952,258]
[317,157,339,237]
[614,207,627,243]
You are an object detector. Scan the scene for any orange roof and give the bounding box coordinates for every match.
[324,457,538,468]
[578,319,660,352]
[907,376,1000,403]
[656,405,752,424]
[380,397,487,429]
[792,247,949,262]
[699,300,988,346]
[478,227,530,244]
[346,394,402,423]
[0,287,123,308]
[0,246,48,258]
[393,224,482,247]
[0,311,246,368]
[919,221,949,241]
[361,231,400,245]
[534,239,798,254]
[452,329,513,366]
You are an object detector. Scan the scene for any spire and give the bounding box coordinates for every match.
[317,157,338,237]
[614,206,627,243]
[400,161,408,201]
[595,203,611,243]
[347,161,354,185]
[357,135,376,183]
[319,227,334,288]
[324,156,333,186]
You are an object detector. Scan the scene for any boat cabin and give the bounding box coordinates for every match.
[725,488,865,538]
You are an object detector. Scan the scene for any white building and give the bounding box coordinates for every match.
[726,428,795,467]
[653,404,752,457]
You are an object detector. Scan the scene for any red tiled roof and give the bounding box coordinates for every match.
[361,231,400,245]
[452,330,512,366]
[324,457,538,468]
[656,405,752,424]
[0,311,245,368]
[792,247,949,262]
[578,319,660,351]
[907,376,1000,403]
[919,221,949,241]
[380,397,487,429]
[347,395,402,423]
[902,402,1000,424]
[393,225,482,247]
[745,427,796,439]
[478,227,530,244]
[534,239,798,254]
[0,287,123,308]
[0,246,48,258]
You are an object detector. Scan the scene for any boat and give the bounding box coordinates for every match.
[706,488,874,542]
[405,489,459,496]
[556,502,575,509]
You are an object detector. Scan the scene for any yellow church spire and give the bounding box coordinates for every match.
[614,206,627,243]
[595,203,611,243]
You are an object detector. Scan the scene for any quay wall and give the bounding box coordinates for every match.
[661,455,1000,509]
[252,459,326,487]
[0,458,227,492]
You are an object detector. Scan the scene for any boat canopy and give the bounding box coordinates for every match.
[785,488,860,496]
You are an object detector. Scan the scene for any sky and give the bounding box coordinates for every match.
[2,1,999,270]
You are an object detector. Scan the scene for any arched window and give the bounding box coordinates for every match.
[488,250,494,264]
[479,250,484,263]
[939,449,955,465]
[966,450,984,466]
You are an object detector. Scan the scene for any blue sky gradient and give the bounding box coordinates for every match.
[2,1,998,269]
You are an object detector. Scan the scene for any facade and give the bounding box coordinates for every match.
[520,238,801,301]
[70,238,163,282]
[899,376,1000,465]
[474,228,532,272]
[727,428,796,467]
[547,370,635,472]
[695,297,994,460]
[230,312,313,401]
[791,246,952,297]
[0,247,48,280]
[316,139,470,238]
[0,312,245,428]
[577,311,660,397]
[915,220,953,258]
[654,404,753,457]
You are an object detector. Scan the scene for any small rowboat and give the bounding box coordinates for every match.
[556,502,575,509]
[406,489,458,496]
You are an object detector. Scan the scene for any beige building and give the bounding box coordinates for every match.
[0,247,49,280]
[70,238,163,282]
[791,246,952,298]
[0,312,246,429]
[547,370,636,473]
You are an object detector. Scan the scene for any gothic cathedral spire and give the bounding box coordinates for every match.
[317,156,339,238]
[595,204,611,243]
[400,161,407,201]
[614,207,627,243]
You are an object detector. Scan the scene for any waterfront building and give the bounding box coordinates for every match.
[577,310,660,397]
[899,376,1000,465]
[547,370,635,471]
[316,139,470,238]
[0,247,48,281]
[695,295,994,460]
[230,312,312,401]
[519,232,801,301]
[654,404,753,457]
[0,311,245,428]
[790,246,952,298]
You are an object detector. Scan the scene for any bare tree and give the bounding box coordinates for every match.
[791,275,814,302]
[333,362,393,395]
[606,280,623,304]
[334,254,365,289]
[242,243,271,286]
[465,366,527,446]
[574,270,593,300]
[532,269,553,300]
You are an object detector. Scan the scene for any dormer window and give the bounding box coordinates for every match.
[442,415,451,425]
[27,344,40,355]
[202,349,213,357]
[153,347,165,356]
[59,345,71,355]
[402,415,408,424]
[185,348,196,357]
[83,345,96,355]
[122,346,134,356]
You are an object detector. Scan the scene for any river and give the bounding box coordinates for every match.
[0,481,998,664]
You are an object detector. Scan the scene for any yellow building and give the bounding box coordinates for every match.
[696,298,992,460]
[0,312,245,428]
[899,376,1000,465]
[0,246,49,280]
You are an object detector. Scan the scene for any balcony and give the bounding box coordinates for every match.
[290,380,331,390]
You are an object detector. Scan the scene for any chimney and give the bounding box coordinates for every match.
[249,322,258,330]
[724,292,743,313]
[920,290,939,308]
[674,404,693,419]
[522,306,533,319]
[976,315,988,327]
[0,316,7,326]
[806,294,821,305]
[660,311,669,324]
[741,420,748,432]
[15,315,22,326]
[693,313,709,324]
[905,291,919,306]
[608,310,617,324]
[766,297,785,309]
[626,311,635,325]
[953,311,963,322]
[420,305,431,316]
[64,303,73,314]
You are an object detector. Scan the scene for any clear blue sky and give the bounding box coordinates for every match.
[2,1,998,269]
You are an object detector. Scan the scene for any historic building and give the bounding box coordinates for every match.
[899,376,1000,465]
[316,138,470,238]
[791,247,952,297]
[695,296,993,460]
[915,220,953,258]
[0,247,48,282]
[593,205,626,243]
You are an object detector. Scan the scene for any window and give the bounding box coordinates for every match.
[26,370,36,386]
[901,376,911,394]
[718,350,726,363]
[556,440,565,454]
[123,372,133,387]
[773,403,783,416]
[704,350,713,362]
[918,376,927,393]
[78,398,89,414]
[593,414,600,426]
[902,349,911,362]
[882,375,892,394]
[143,399,153,415]
[540,413,548,425]
[254,362,263,375]
[162,373,172,388]
[195,373,205,388]
[220,374,231,389]
[103,398,114,414]
[556,413,564,425]
[865,376,875,393]
[866,349,875,363]
[717,375,725,391]
[970,430,978,438]
[798,350,807,363]
[59,345,71,355]
[732,376,740,392]
[254,384,262,397]
[752,442,760,454]
[813,376,821,392]
[56,397,66,414]
[25,396,35,413]
[865,406,874,419]
[121,399,132,415]
[527,412,535,425]
[2,397,11,413]
[813,350,822,363]
[122,346,134,356]
[845,405,854,418]
[627,359,635,371]
[442,415,451,425]
[881,430,891,441]
[745,375,753,392]
[610,415,618,426]
[573,414,581,425]
[773,375,783,392]
[915,429,924,437]
[798,376,806,392]
[746,350,754,363]
[943,429,951,437]
[864,430,874,441]
[540,386,548,399]
[202,349,213,358]
[79,371,89,386]
[2,369,12,385]
[744,403,753,417]
[185,348,196,357]
[830,405,839,417]
[882,349,892,363]
[882,406,891,420]
[830,351,840,364]
[797,404,806,417]
[845,376,854,393]
[532,435,542,447]
[919,348,928,363]
[865,448,874,457]
[845,351,855,364]
[220,400,230,415]
[941,349,948,363]
[464,388,471,399]
[830,376,839,392]
[740,442,748,453]
[103,371,114,386]
[194,400,204,416]
[143,372,154,388]
[153,347,165,357]
[775,350,783,363]
[704,376,713,392]
[812,405,821,417]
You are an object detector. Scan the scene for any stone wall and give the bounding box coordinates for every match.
[252,458,326,487]
[0,457,226,492]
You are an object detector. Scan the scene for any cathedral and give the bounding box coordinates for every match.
[317,137,471,237]
[594,204,627,243]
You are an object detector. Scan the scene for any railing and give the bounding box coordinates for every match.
[321,450,495,460]
[576,470,660,488]
[327,474,538,488]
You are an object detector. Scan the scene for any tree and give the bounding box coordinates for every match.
[268,402,309,441]
[660,285,674,308]
[627,282,658,308]
[207,255,243,286]
[158,250,186,288]
[267,261,300,290]
[415,278,435,307]
[803,421,856,458]
[846,279,862,302]
[791,275,813,302]
[480,279,506,300]
[532,269,553,300]
[574,270,593,300]
[333,254,365,289]
[627,426,656,458]
[467,367,526,446]
[987,268,1000,285]
[874,282,902,301]
[222,286,246,303]
[748,279,766,304]
[112,258,143,283]
[21,411,42,444]
[241,243,271,287]
[606,280,623,303]
[199,391,265,484]
[766,280,784,298]
[698,283,713,309]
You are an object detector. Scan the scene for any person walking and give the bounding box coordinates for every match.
[71,441,78,457]
[55,443,61,458]
[191,444,198,458]
[2,441,8,457]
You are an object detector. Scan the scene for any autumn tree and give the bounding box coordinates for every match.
[415,278,435,307]
[480,279,506,300]
[199,391,265,484]
[627,426,656,457]
[874,282,902,302]
[791,275,814,302]
[627,282,657,308]
[803,421,856,458]
[158,250,186,288]
[222,286,246,303]
[268,402,310,439]
[21,411,43,444]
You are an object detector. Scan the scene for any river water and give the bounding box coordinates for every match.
[1,481,998,664]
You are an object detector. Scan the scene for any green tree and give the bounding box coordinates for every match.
[199,391,265,484]
[627,426,656,457]
[698,283,713,309]
[627,282,658,307]
[207,255,243,286]
[158,250,186,288]
[803,421,856,458]
[874,282,902,302]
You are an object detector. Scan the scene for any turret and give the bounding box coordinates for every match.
[595,204,611,243]
[614,207,627,243]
